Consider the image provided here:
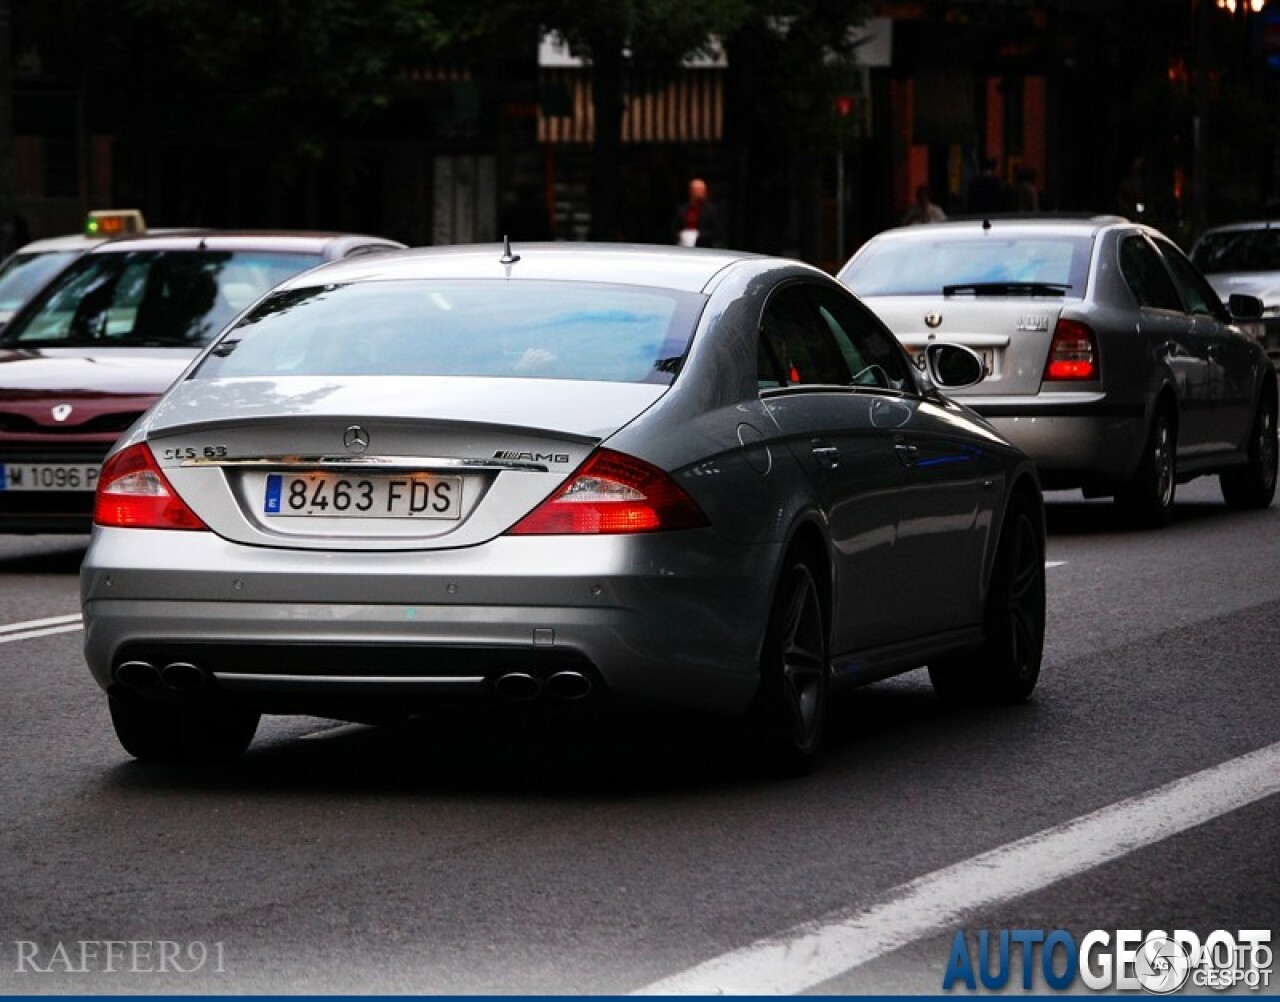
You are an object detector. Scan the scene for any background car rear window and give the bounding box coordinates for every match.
[843,234,1092,299]
[1192,229,1280,273]
[195,280,704,385]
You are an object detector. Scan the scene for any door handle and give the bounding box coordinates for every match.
[894,441,919,467]
[811,443,840,469]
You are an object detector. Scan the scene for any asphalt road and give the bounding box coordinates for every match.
[0,478,1276,995]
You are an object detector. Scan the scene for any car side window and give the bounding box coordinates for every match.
[758,284,852,388]
[808,285,913,392]
[1119,235,1182,312]
[1156,237,1228,319]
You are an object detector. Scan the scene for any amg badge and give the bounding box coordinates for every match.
[493,450,570,464]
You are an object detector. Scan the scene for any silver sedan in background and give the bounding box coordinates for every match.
[81,243,1045,775]
[839,217,1277,526]
[1191,219,1280,368]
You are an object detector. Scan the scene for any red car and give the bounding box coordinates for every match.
[0,230,404,532]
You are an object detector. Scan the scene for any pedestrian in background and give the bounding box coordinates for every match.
[902,185,947,225]
[966,157,1005,215]
[672,177,722,247]
[1014,168,1040,213]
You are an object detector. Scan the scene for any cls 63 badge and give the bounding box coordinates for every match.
[162,445,228,461]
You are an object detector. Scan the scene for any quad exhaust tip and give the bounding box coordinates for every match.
[115,660,160,691]
[114,660,208,692]
[494,670,593,701]
[160,662,207,691]
[545,670,593,701]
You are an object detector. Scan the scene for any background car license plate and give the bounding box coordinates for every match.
[263,472,463,519]
[0,463,99,491]
[906,345,994,372]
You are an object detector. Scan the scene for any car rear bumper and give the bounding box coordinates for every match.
[81,527,779,718]
[963,393,1146,487]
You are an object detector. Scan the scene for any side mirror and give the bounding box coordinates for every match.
[925,342,986,390]
[1228,293,1264,321]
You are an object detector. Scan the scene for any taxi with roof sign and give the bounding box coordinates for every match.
[0,225,403,532]
[0,210,151,328]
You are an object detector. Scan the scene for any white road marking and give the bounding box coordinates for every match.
[0,613,83,644]
[1045,560,1066,568]
[635,742,1280,996]
[300,722,375,742]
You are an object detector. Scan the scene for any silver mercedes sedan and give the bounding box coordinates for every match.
[81,243,1045,774]
[839,218,1278,527]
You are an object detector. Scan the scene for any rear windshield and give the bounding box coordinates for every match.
[0,249,323,347]
[1192,228,1280,274]
[842,233,1093,299]
[193,279,705,385]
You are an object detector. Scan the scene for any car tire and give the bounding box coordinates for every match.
[742,554,829,777]
[108,694,259,764]
[929,497,1045,705]
[1115,405,1176,528]
[1220,386,1278,509]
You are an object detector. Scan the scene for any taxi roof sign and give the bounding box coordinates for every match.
[85,209,146,238]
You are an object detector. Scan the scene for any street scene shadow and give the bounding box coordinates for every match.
[0,539,90,574]
[107,701,775,798]
[1043,494,1259,536]
[102,677,1004,800]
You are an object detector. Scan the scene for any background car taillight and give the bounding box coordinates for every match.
[94,443,207,530]
[507,448,708,535]
[1044,318,1099,381]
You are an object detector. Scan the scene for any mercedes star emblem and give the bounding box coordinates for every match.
[343,425,370,454]
[924,312,943,329]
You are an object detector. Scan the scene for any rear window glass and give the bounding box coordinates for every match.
[0,250,323,347]
[193,279,704,386]
[842,234,1092,299]
[1192,228,1280,273]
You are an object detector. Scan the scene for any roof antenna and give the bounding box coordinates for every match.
[499,235,520,265]
[982,218,992,231]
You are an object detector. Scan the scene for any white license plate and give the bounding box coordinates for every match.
[0,463,99,492]
[907,346,994,371]
[263,472,463,519]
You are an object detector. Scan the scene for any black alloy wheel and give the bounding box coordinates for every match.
[929,499,1045,705]
[1220,386,1278,509]
[1116,406,1176,528]
[745,555,829,776]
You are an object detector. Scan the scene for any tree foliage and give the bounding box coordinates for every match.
[125,0,474,160]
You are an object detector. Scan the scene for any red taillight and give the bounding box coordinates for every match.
[94,443,208,531]
[1045,318,1098,381]
[507,449,709,535]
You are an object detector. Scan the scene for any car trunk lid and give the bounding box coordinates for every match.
[862,296,1066,396]
[142,375,667,549]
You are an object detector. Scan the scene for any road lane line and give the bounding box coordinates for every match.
[0,613,83,644]
[0,613,82,633]
[635,742,1280,996]
[300,722,375,741]
[1045,560,1066,568]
